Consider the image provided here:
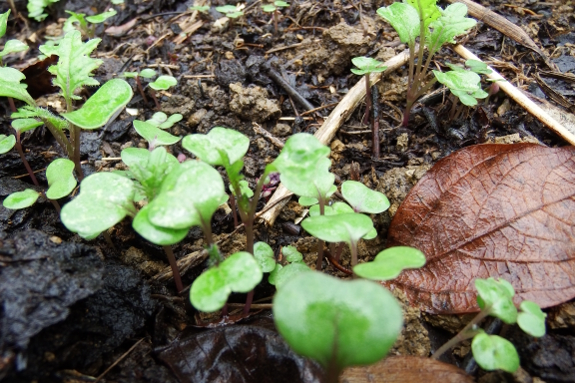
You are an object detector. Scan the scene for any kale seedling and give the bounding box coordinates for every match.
[215,4,244,28]
[350,56,387,158]
[261,1,289,35]
[273,271,403,382]
[122,68,157,104]
[0,10,28,66]
[64,8,117,38]
[377,0,476,126]
[268,245,310,289]
[148,75,178,109]
[27,0,60,22]
[189,5,210,13]
[432,277,547,373]
[353,246,425,281]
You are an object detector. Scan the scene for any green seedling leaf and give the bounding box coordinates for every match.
[299,196,318,206]
[189,5,210,13]
[148,160,228,230]
[377,3,421,45]
[517,301,547,337]
[476,278,517,324]
[309,201,353,217]
[0,67,35,106]
[0,134,16,154]
[139,68,157,78]
[133,204,189,245]
[445,62,466,72]
[275,1,289,7]
[215,5,238,13]
[111,0,124,4]
[427,3,476,54]
[433,70,487,106]
[149,75,177,91]
[353,246,426,281]
[465,59,492,75]
[230,179,253,198]
[3,189,40,209]
[159,114,183,129]
[63,11,88,34]
[269,262,310,288]
[190,251,263,312]
[133,120,181,146]
[472,332,519,373]
[28,0,60,21]
[12,106,68,131]
[283,245,303,262]
[0,10,9,39]
[350,57,387,75]
[363,227,377,240]
[301,213,373,245]
[121,147,150,168]
[405,0,441,27]
[61,172,135,239]
[341,180,390,214]
[274,134,334,199]
[226,11,244,18]
[11,118,43,134]
[39,30,103,101]
[274,272,403,368]
[0,39,28,58]
[262,4,276,12]
[254,241,276,272]
[86,9,117,23]
[182,127,250,167]
[46,158,77,199]
[61,79,132,129]
[146,112,167,126]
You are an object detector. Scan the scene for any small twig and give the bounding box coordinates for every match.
[300,102,339,116]
[227,303,273,309]
[252,122,285,148]
[265,42,304,54]
[264,64,315,111]
[95,338,146,382]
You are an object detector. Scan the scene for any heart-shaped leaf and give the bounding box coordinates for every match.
[273,272,403,369]
[351,57,387,75]
[301,213,373,245]
[46,158,77,200]
[0,39,28,58]
[3,189,40,209]
[476,278,517,324]
[182,127,250,167]
[471,332,519,373]
[61,172,135,239]
[132,204,189,245]
[190,251,262,312]
[268,262,310,289]
[254,241,276,272]
[517,301,546,337]
[147,160,227,230]
[283,245,303,262]
[62,79,133,129]
[342,180,390,214]
[387,144,575,313]
[85,8,117,23]
[149,75,177,91]
[133,120,180,146]
[0,134,16,154]
[353,246,426,281]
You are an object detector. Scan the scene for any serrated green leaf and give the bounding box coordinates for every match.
[149,75,177,91]
[39,30,103,101]
[427,3,476,54]
[12,106,69,131]
[0,39,28,58]
[472,332,519,373]
[63,11,88,34]
[61,172,135,239]
[341,180,390,214]
[0,134,16,154]
[46,158,77,199]
[27,0,60,21]
[132,204,189,245]
[353,246,426,281]
[190,251,262,312]
[0,10,9,39]
[133,120,181,146]
[476,278,517,324]
[86,9,117,23]
[147,160,228,230]
[404,0,441,28]
[377,3,420,45]
[3,189,40,209]
[61,79,132,129]
[273,272,403,368]
[517,301,546,337]
[0,67,35,106]
[11,118,43,134]
[182,127,250,167]
[465,59,492,74]
[254,241,276,272]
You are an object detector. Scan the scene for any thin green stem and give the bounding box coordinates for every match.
[431,308,491,360]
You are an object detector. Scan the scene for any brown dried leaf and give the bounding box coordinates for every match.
[340,356,473,383]
[387,144,575,314]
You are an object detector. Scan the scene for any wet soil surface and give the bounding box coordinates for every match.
[1,0,575,382]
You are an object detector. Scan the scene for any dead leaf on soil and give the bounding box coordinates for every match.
[387,144,575,314]
[340,355,473,383]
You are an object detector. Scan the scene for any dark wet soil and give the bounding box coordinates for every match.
[1,0,575,382]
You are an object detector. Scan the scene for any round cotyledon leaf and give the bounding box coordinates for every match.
[471,332,519,373]
[190,251,262,312]
[3,189,40,209]
[517,301,546,337]
[132,204,189,246]
[353,246,426,281]
[476,278,517,324]
[273,272,403,368]
[61,172,135,239]
[182,127,250,167]
[149,75,177,91]
[254,241,276,272]
[301,213,373,245]
[133,120,181,146]
[0,134,16,154]
[341,180,390,214]
[46,158,77,200]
